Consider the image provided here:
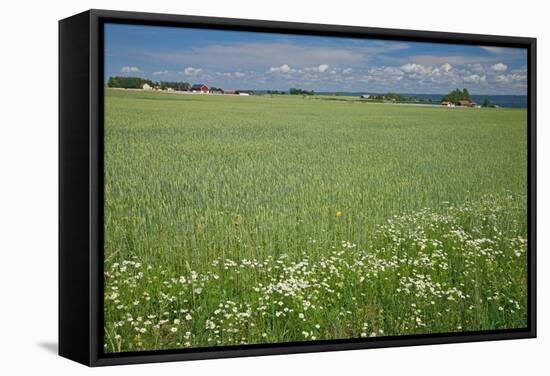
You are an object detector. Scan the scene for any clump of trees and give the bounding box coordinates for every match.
[107,76,155,89]
[159,81,191,91]
[481,97,497,108]
[441,88,471,103]
[289,88,315,95]
[266,90,286,95]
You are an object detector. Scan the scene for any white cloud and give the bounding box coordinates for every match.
[365,66,406,83]
[468,63,485,73]
[495,73,525,83]
[400,63,428,74]
[342,68,353,74]
[383,67,404,75]
[215,71,246,78]
[440,63,452,72]
[183,66,202,76]
[463,74,486,83]
[268,64,292,74]
[491,62,508,72]
[120,66,142,73]
[318,64,329,73]
[279,64,291,73]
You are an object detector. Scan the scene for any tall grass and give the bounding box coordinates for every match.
[103,90,527,352]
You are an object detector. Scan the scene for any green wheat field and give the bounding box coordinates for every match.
[103,89,528,353]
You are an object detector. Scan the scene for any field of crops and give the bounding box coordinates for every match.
[103,89,528,353]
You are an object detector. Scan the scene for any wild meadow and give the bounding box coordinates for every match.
[103,89,528,353]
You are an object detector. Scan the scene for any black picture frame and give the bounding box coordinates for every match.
[59,8,537,367]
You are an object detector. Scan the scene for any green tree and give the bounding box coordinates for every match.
[442,88,471,104]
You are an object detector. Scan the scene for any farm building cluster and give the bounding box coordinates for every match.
[358,92,484,108]
[141,82,255,96]
[440,100,477,107]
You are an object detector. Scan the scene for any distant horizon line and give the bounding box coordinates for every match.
[265,91,528,96]
[104,82,527,97]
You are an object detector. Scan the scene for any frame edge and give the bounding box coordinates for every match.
[60,8,537,367]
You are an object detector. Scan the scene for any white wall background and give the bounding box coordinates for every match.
[0,0,547,374]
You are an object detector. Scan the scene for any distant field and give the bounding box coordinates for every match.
[103,89,528,353]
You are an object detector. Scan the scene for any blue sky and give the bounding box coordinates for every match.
[105,23,528,95]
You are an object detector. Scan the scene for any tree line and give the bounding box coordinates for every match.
[107,76,156,89]
[107,76,194,91]
[289,88,315,95]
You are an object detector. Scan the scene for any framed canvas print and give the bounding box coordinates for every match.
[59,9,536,366]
